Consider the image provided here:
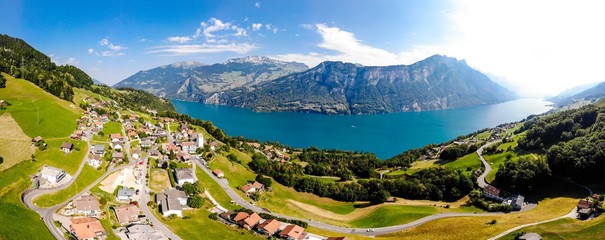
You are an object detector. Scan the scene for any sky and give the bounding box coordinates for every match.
[2,0,605,97]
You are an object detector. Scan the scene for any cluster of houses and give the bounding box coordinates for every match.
[482,185,525,211]
[241,181,265,196]
[577,194,602,219]
[220,211,308,240]
[60,193,160,240]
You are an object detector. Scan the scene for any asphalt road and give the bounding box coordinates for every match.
[477,140,499,188]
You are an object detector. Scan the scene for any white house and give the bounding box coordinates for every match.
[89,154,102,168]
[156,189,187,217]
[116,188,135,202]
[174,168,196,186]
[181,141,196,153]
[196,134,204,149]
[40,166,66,184]
[132,150,141,160]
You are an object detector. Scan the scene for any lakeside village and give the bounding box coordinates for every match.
[28,97,348,240]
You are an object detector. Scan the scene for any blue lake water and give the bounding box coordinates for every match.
[172,99,552,159]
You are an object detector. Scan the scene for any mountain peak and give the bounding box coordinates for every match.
[163,61,206,69]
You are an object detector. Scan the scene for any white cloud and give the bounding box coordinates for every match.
[274,24,436,68]
[50,55,80,66]
[265,24,278,34]
[65,57,79,65]
[167,36,192,43]
[255,2,260,8]
[88,48,94,54]
[439,0,605,97]
[195,18,246,38]
[97,38,127,57]
[252,23,263,31]
[147,43,256,55]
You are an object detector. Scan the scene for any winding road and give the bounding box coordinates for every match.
[477,140,500,188]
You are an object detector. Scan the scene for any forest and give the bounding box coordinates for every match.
[0,34,94,101]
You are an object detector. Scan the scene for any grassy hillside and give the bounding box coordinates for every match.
[0,73,81,138]
[0,74,85,239]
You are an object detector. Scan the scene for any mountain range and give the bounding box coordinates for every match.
[113,56,308,101]
[115,55,517,114]
[550,81,605,106]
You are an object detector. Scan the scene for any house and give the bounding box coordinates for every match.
[112,142,123,151]
[256,219,281,235]
[156,189,188,217]
[279,224,307,240]
[140,140,153,148]
[240,212,262,230]
[577,199,591,210]
[241,181,264,195]
[125,224,165,240]
[89,154,102,168]
[517,232,542,240]
[61,142,74,154]
[509,194,525,211]
[592,194,602,200]
[117,187,135,201]
[40,166,66,184]
[127,131,138,140]
[32,136,43,143]
[482,185,504,202]
[386,197,396,203]
[174,168,196,186]
[110,133,123,142]
[70,217,106,240]
[213,169,225,178]
[112,152,124,162]
[179,153,192,162]
[149,149,161,158]
[232,212,249,222]
[209,141,220,151]
[132,150,141,160]
[181,141,196,153]
[579,207,593,219]
[92,144,105,155]
[74,195,101,216]
[326,237,350,240]
[113,204,141,225]
[195,134,204,149]
[157,156,168,169]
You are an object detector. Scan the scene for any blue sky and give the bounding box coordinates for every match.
[2,0,605,97]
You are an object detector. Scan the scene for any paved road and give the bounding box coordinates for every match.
[138,151,183,240]
[489,208,578,240]
[477,140,500,188]
[193,158,502,236]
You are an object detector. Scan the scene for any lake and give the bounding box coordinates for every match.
[172,99,552,159]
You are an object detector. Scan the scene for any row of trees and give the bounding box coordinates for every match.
[249,153,473,203]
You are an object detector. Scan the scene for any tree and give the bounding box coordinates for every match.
[182,181,203,195]
[255,174,272,188]
[188,195,204,208]
[495,157,551,193]
[208,212,218,220]
[0,74,6,88]
[0,156,3,164]
[169,150,176,160]
[369,189,390,204]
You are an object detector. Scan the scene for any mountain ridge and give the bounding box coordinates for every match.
[207,54,518,114]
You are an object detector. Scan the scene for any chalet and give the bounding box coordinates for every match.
[213,169,225,178]
[40,166,66,184]
[112,152,124,162]
[508,194,525,211]
[280,224,307,240]
[74,195,101,216]
[483,185,505,202]
[149,149,161,158]
[70,133,81,140]
[232,212,249,223]
[70,217,106,240]
[577,199,591,210]
[92,144,105,155]
[241,181,264,195]
[89,154,102,168]
[113,204,141,225]
[579,207,593,219]
[110,133,123,142]
[127,131,138,140]
[61,142,74,154]
[156,189,187,217]
[32,136,43,144]
[116,188,134,202]
[257,219,281,235]
[239,212,262,230]
[181,141,197,153]
[175,168,196,186]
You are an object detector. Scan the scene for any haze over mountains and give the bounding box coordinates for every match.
[115,55,517,114]
[114,56,308,101]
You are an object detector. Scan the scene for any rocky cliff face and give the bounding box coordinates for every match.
[113,56,308,101]
[208,55,518,114]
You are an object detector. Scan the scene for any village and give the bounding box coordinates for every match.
[27,96,347,240]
